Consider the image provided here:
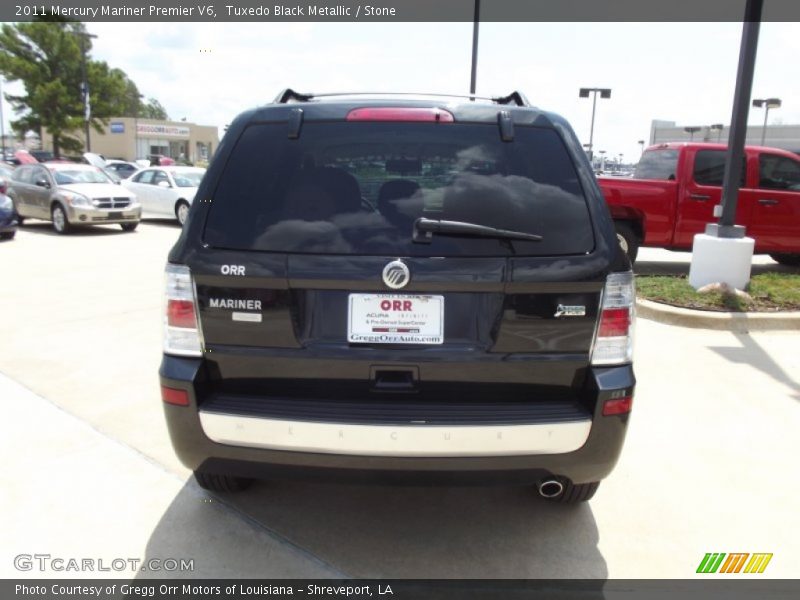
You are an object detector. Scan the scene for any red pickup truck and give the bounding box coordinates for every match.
[599,142,800,265]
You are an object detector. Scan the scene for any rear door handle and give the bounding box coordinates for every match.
[758,198,779,206]
[689,193,710,201]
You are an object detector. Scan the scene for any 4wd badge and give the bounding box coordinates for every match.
[554,304,586,318]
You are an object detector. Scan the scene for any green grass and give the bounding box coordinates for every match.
[636,273,800,312]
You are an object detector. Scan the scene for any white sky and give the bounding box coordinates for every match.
[5,21,800,162]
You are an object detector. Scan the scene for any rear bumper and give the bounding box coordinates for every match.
[160,355,634,485]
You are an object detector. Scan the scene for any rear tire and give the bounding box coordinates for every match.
[51,204,71,234]
[120,222,139,232]
[0,231,14,240]
[614,222,639,263]
[770,253,800,267]
[541,478,600,504]
[194,471,254,493]
[175,200,190,226]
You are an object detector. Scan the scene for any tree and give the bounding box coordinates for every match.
[139,97,169,120]
[0,20,85,155]
[0,20,166,155]
[88,61,141,119]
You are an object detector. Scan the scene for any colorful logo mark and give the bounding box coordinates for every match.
[696,553,773,574]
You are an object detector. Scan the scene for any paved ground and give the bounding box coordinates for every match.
[1,223,798,579]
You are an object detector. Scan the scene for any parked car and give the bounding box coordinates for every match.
[0,177,18,240]
[104,160,140,179]
[148,154,175,166]
[30,150,55,162]
[8,163,141,234]
[159,90,636,502]
[600,142,800,264]
[122,166,205,225]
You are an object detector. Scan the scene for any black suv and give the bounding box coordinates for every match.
[160,90,635,503]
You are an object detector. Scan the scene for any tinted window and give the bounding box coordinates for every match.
[759,154,800,190]
[693,150,745,187]
[204,122,593,257]
[634,149,678,180]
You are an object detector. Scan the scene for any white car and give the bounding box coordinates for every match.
[122,166,206,225]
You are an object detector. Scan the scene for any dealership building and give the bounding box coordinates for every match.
[649,119,800,153]
[41,118,219,163]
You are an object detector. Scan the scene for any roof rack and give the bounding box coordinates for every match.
[273,89,530,107]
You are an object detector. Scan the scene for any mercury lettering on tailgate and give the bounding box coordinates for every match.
[348,294,444,344]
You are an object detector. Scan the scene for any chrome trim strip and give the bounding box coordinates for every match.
[198,412,592,457]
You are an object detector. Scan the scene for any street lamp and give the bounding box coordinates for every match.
[598,150,606,171]
[752,98,781,145]
[469,0,480,96]
[133,92,144,161]
[684,126,701,141]
[74,30,98,152]
[578,87,611,161]
[638,139,645,155]
[710,123,724,142]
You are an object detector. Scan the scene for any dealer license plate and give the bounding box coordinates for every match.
[348,294,444,345]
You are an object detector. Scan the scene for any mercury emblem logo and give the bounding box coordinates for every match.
[382,260,410,289]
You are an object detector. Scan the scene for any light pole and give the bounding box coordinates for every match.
[578,87,611,161]
[469,0,480,97]
[75,30,98,152]
[684,126,701,141]
[752,98,780,145]
[638,140,645,155]
[710,123,724,142]
[133,92,144,161]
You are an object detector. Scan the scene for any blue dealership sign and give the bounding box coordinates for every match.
[110,122,125,134]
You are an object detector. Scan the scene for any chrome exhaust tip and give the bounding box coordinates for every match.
[538,478,565,498]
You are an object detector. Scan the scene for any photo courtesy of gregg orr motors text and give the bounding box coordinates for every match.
[13,554,194,573]
[16,584,393,597]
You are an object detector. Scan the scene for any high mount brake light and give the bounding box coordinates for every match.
[345,107,455,123]
[591,272,635,366]
[163,264,203,357]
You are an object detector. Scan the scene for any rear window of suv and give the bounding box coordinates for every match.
[203,122,594,256]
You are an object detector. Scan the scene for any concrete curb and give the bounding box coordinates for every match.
[635,298,800,332]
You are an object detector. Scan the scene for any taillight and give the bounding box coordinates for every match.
[164,263,203,357]
[602,396,633,416]
[167,299,196,329]
[346,107,455,122]
[591,271,635,365]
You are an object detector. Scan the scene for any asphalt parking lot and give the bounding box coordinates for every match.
[1,220,798,579]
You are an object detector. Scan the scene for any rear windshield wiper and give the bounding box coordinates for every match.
[412,217,543,244]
